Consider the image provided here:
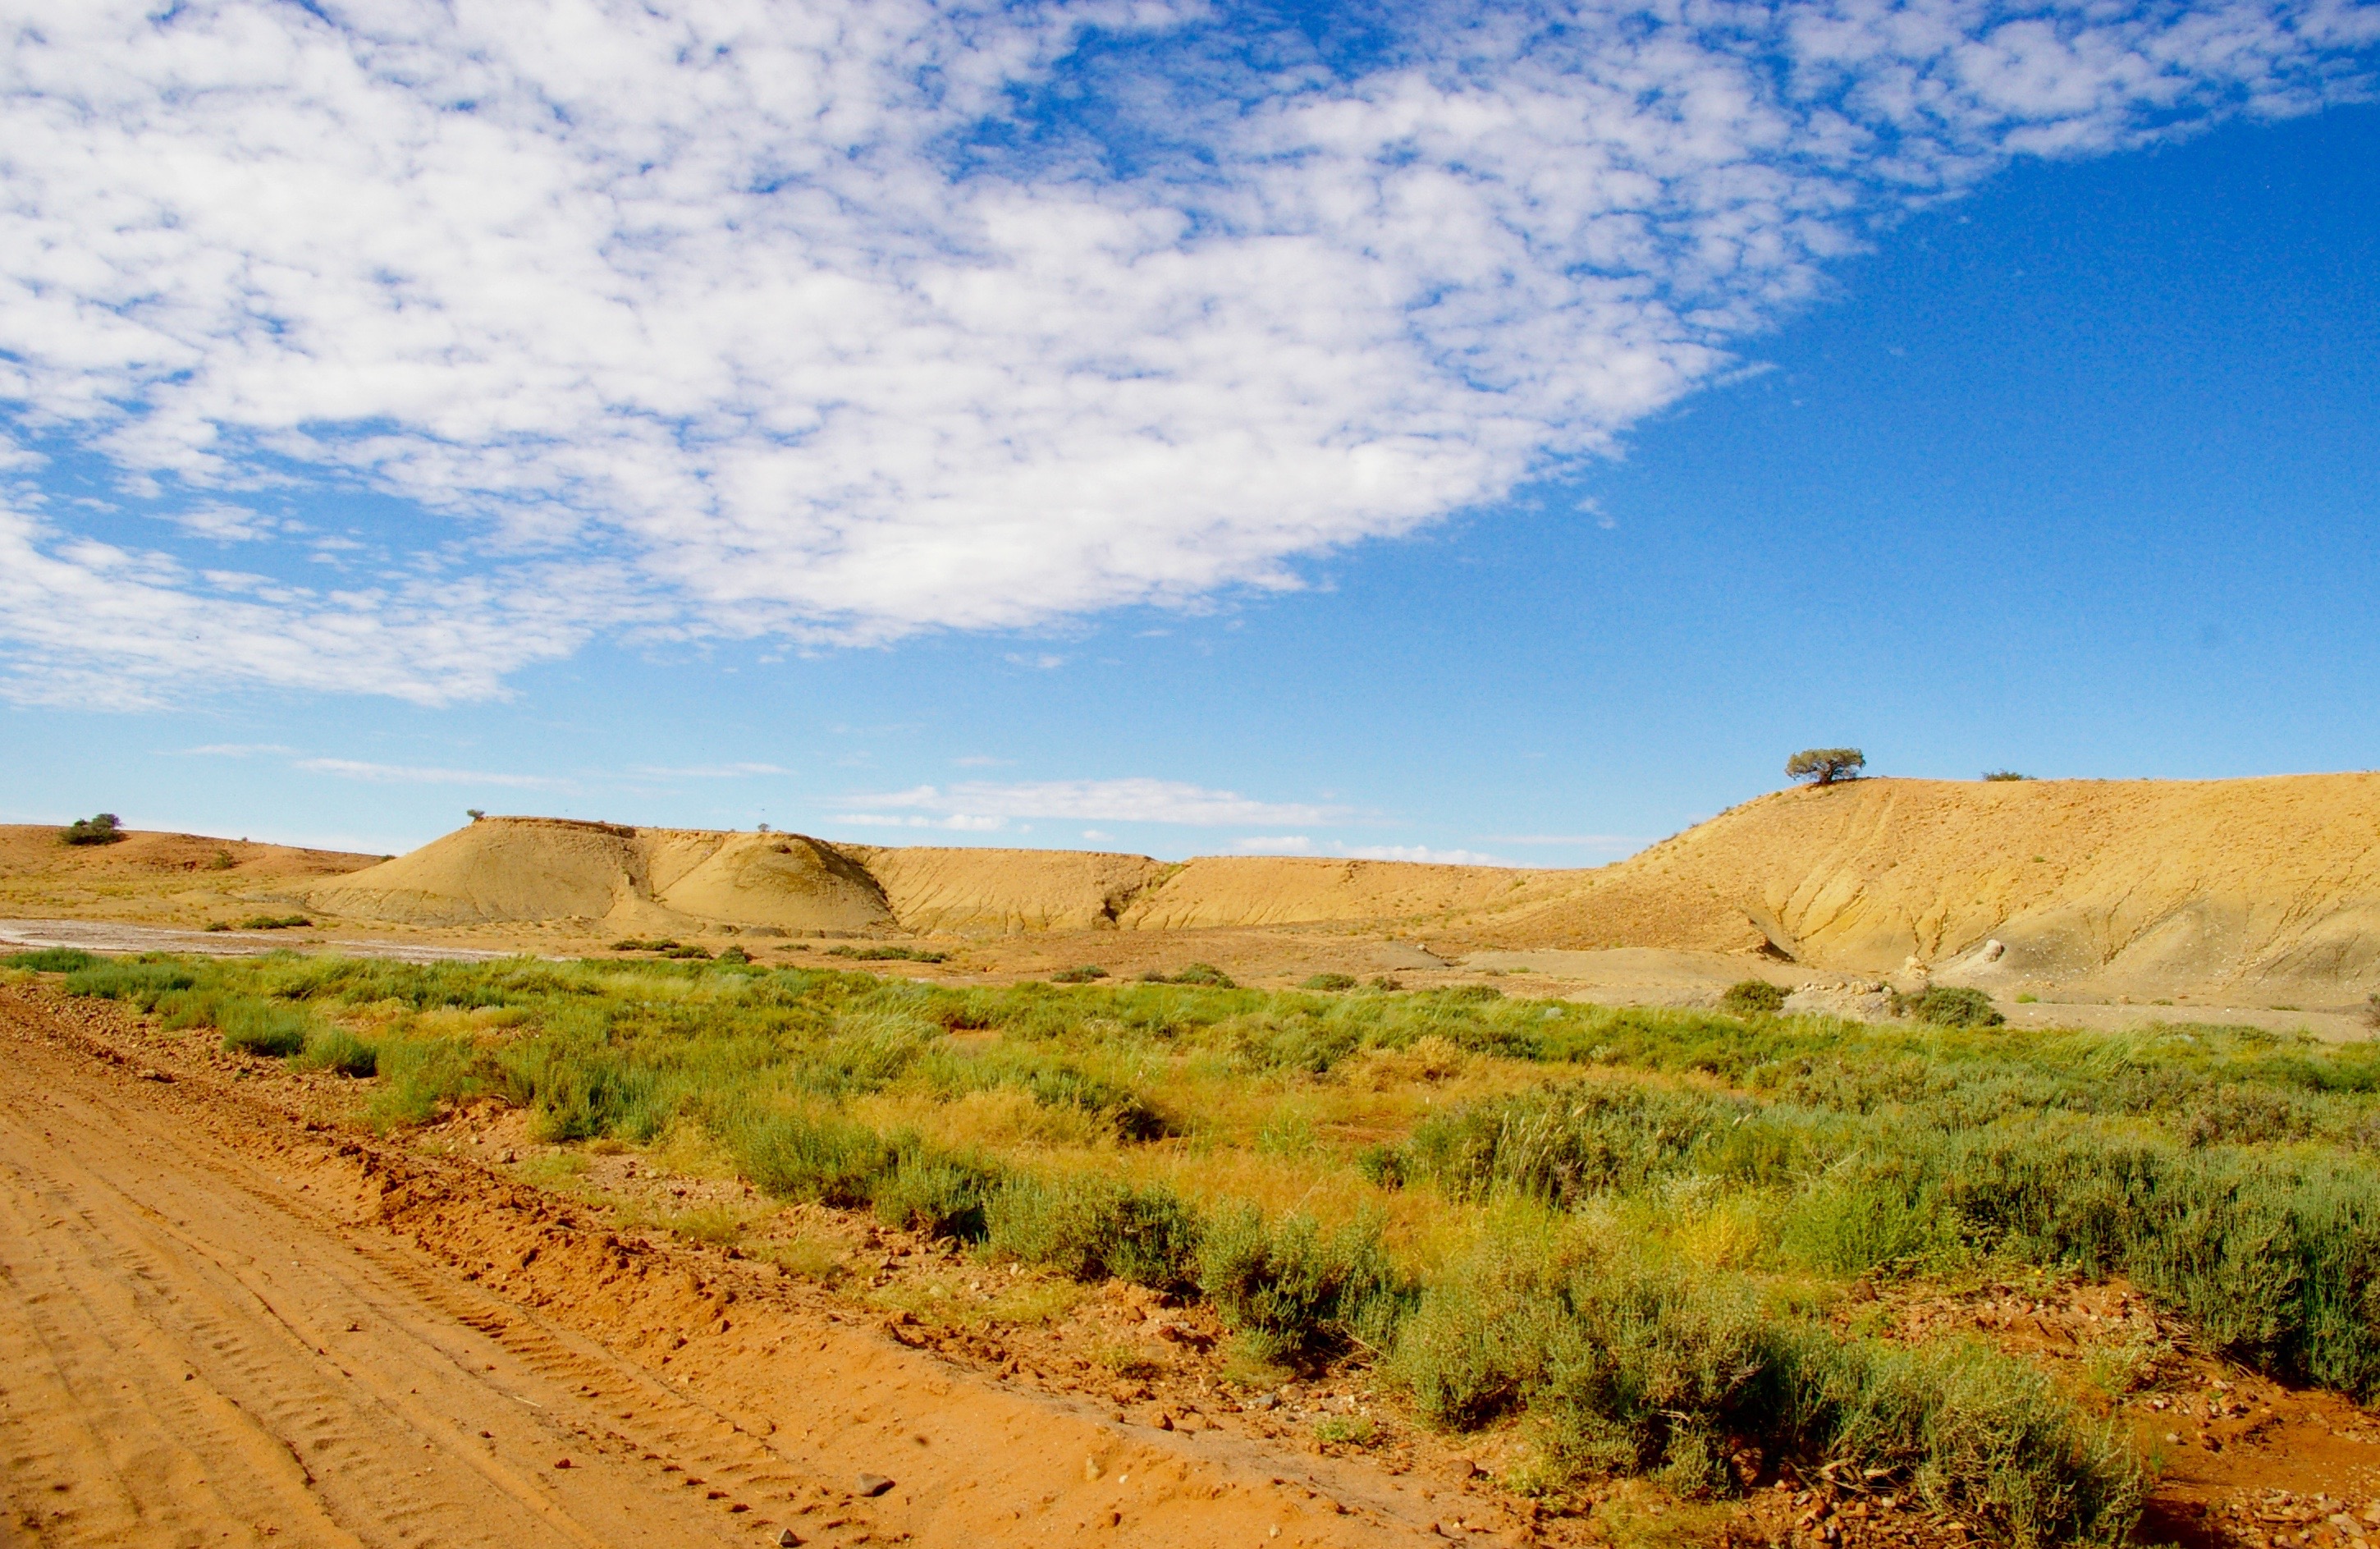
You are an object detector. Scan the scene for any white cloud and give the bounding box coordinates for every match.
[164,504,281,543]
[0,503,602,706]
[1231,835,1314,854]
[294,757,565,790]
[843,778,1346,828]
[1335,843,1516,867]
[0,0,2373,699]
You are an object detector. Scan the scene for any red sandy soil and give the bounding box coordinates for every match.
[3,983,2377,1548]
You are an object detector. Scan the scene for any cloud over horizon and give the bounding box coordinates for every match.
[2,0,2373,703]
[837,777,1348,833]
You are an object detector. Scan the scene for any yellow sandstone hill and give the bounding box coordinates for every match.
[304,818,890,933]
[1456,774,2380,998]
[280,773,2380,1000]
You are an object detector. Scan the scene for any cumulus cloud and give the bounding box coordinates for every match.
[0,0,2373,699]
[0,502,602,706]
[841,777,1347,829]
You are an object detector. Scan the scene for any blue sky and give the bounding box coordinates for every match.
[2,2,2378,861]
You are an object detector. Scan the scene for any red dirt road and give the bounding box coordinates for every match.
[0,991,1450,1548]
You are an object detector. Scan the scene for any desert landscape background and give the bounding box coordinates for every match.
[14,772,2380,1035]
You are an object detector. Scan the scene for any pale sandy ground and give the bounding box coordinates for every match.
[1456,947,2376,1042]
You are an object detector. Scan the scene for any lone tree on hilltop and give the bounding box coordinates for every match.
[1786,748,1865,786]
[61,813,124,846]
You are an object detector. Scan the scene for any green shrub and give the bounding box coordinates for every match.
[1174,962,1234,987]
[1769,1332,2141,1547]
[872,1149,999,1240]
[364,1035,494,1128]
[219,999,317,1058]
[826,944,949,963]
[984,1175,1202,1291]
[60,813,124,846]
[235,914,312,932]
[1905,985,2005,1029]
[1051,965,1109,983]
[1391,1084,1755,1206]
[4,947,99,972]
[65,960,196,1002]
[1302,973,1358,992]
[295,1027,379,1078]
[1779,1174,1954,1272]
[1008,1064,1169,1140]
[1392,1241,2141,1542]
[505,1038,669,1141]
[1719,979,1787,1017]
[1140,962,1235,988]
[726,1108,895,1208]
[1197,1207,1407,1364]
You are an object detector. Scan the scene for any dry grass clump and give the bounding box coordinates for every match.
[1342,1034,1469,1089]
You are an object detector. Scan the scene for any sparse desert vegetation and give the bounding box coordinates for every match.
[22,946,2380,1544]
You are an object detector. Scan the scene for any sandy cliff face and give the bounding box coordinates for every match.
[837,846,1165,933]
[1119,856,1540,929]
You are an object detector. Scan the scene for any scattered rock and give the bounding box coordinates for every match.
[854,1473,894,1498]
[776,1529,803,1547]
[553,1457,572,1469]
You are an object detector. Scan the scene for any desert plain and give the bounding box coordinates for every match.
[5,773,2380,1548]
